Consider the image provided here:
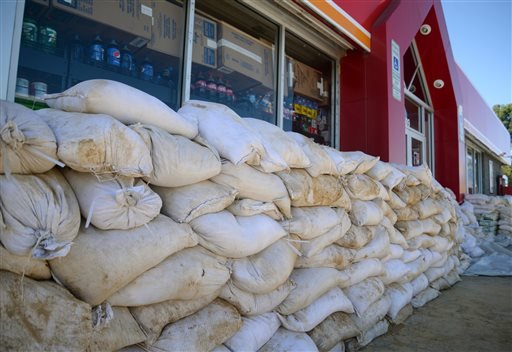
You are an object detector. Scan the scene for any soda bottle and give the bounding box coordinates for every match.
[106,39,121,70]
[140,56,154,81]
[70,34,84,62]
[206,73,217,101]
[225,80,233,106]
[88,35,105,67]
[195,71,207,98]
[216,76,226,104]
[120,44,133,75]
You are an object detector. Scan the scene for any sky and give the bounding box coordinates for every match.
[441,0,512,108]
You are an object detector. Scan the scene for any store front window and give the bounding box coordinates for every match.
[191,0,277,124]
[403,42,434,172]
[16,0,185,110]
[466,145,482,194]
[283,31,333,145]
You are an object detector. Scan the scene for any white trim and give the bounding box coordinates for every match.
[301,0,370,52]
[1,0,24,101]
[276,24,286,129]
[325,0,371,37]
[464,119,509,164]
[181,0,195,104]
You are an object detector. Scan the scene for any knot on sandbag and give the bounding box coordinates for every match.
[1,121,25,150]
[31,229,70,259]
[92,303,114,330]
[116,188,143,207]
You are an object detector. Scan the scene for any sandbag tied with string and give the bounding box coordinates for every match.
[62,168,162,231]
[0,100,62,176]
[0,169,80,260]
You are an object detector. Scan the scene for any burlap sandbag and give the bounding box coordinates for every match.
[37,108,152,177]
[287,132,337,177]
[280,206,343,240]
[44,79,198,138]
[259,328,319,352]
[295,245,356,270]
[0,100,58,175]
[308,312,360,352]
[0,169,80,259]
[224,312,282,352]
[0,244,51,280]
[49,214,198,306]
[0,271,92,351]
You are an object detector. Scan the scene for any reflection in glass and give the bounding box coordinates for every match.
[411,138,423,166]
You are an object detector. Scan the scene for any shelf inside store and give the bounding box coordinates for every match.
[68,60,177,108]
[15,93,48,110]
[18,45,68,76]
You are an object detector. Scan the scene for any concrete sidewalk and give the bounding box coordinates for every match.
[363,276,512,352]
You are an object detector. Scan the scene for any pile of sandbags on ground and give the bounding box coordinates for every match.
[0,81,464,352]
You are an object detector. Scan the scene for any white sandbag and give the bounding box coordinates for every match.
[344,278,385,316]
[0,100,58,175]
[37,108,152,177]
[387,190,407,209]
[391,163,433,187]
[395,186,422,206]
[386,283,413,320]
[228,199,283,220]
[302,224,349,258]
[220,280,295,316]
[387,303,413,325]
[231,238,298,294]
[323,146,360,175]
[0,244,51,280]
[425,256,455,283]
[259,328,319,352]
[153,181,237,223]
[395,219,441,240]
[411,287,440,308]
[278,169,348,208]
[131,124,221,187]
[407,234,438,250]
[152,299,242,352]
[130,291,219,346]
[295,245,356,270]
[278,287,354,332]
[349,200,384,226]
[433,207,453,224]
[357,319,389,347]
[413,198,443,219]
[382,218,409,248]
[380,166,406,190]
[277,268,348,315]
[394,207,420,221]
[373,198,397,224]
[366,161,393,181]
[44,79,197,138]
[354,227,390,262]
[401,249,422,263]
[345,174,382,201]
[444,269,462,286]
[430,236,453,252]
[224,312,281,352]
[244,117,311,169]
[190,211,286,258]
[410,273,430,296]
[210,345,232,352]
[336,225,375,249]
[339,151,379,174]
[63,169,161,230]
[49,214,197,306]
[339,258,384,288]
[378,259,410,285]
[88,306,145,352]
[107,246,230,306]
[288,132,337,176]
[350,294,391,332]
[402,253,434,282]
[381,244,404,262]
[0,271,92,351]
[212,161,291,218]
[280,206,342,240]
[0,169,80,259]
[328,342,346,352]
[430,277,451,291]
[308,312,360,352]
[178,100,268,167]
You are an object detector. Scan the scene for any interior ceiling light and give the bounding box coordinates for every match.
[433,79,445,89]
[420,24,432,35]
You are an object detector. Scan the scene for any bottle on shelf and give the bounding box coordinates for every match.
[22,18,38,47]
[140,55,154,81]
[216,75,226,104]
[106,39,121,71]
[120,44,134,75]
[70,34,84,62]
[206,72,217,102]
[194,71,207,98]
[225,80,233,106]
[88,34,105,67]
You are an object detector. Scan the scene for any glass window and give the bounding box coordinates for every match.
[284,31,333,146]
[191,0,277,124]
[411,137,423,166]
[467,148,474,194]
[489,160,494,193]
[16,0,185,110]
[405,98,421,132]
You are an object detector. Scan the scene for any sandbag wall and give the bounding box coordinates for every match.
[464,194,512,239]
[1,80,463,352]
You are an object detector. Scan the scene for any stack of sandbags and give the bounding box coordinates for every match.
[1,82,466,352]
[496,196,512,238]
[464,194,500,238]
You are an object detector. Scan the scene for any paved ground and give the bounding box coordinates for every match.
[363,276,512,352]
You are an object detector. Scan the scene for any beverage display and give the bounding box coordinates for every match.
[38,25,57,53]
[88,35,105,66]
[140,56,154,81]
[70,34,85,62]
[120,45,134,75]
[22,18,38,46]
[106,40,121,70]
